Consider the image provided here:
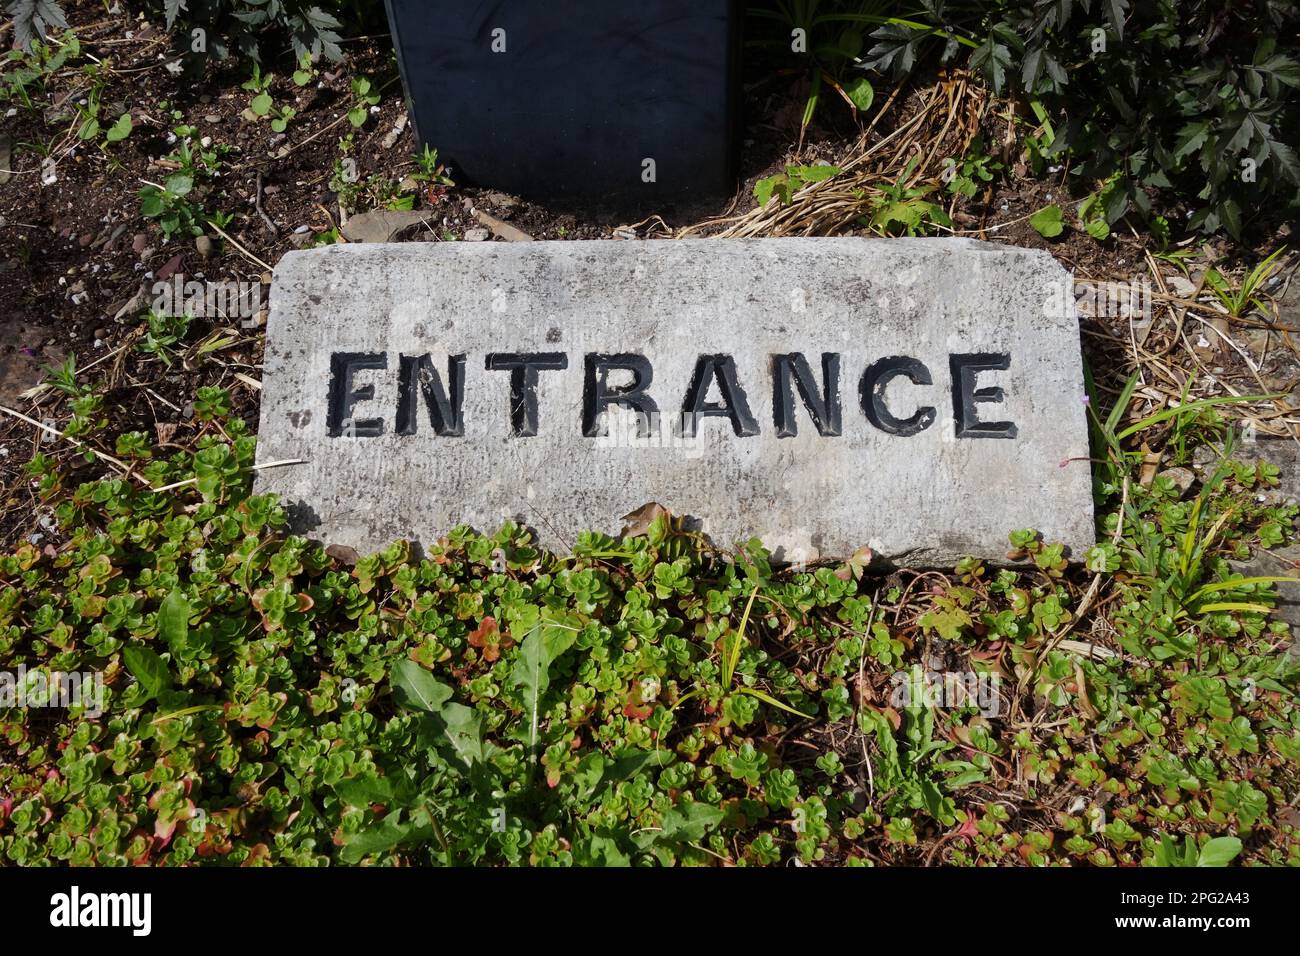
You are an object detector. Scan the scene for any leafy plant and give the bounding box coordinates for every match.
[144,0,381,72]
[1085,375,1300,660]
[137,309,194,366]
[750,0,968,139]
[242,65,295,132]
[4,0,67,50]
[864,157,951,235]
[412,144,454,189]
[1,27,77,107]
[347,75,380,127]
[859,666,985,826]
[329,134,418,214]
[1076,174,1126,241]
[70,66,132,147]
[37,355,104,441]
[138,175,203,242]
[755,162,841,207]
[291,51,318,86]
[1028,203,1064,239]
[941,137,1001,199]
[137,127,227,241]
[1204,247,1288,318]
[852,0,1300,238]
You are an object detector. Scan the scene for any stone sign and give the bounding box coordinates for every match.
[254,238,1095,564]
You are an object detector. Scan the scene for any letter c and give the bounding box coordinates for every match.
[861,357,936,436]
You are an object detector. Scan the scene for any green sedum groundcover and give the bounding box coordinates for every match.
[1,408,1298,866]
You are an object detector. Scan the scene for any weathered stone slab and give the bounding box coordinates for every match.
[254,238,1094,563]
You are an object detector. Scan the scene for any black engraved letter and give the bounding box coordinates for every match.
[860,356,936,437]
[583,354,659,438]
[485,352,569,437]
[679,354,760,438]
[950,353,1018,439]
[327,352,388,438]
[773,352,842,438]
[397,353,466,437]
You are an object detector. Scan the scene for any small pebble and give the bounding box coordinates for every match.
[1157,467,1195,494]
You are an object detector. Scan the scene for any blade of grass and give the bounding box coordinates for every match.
[735,687,815,720]
[724,583,761,689]
[1194,602,1279,615]
[1190,576,1300,602]
[1105,371,1141,437]
[1116,394,1278,442]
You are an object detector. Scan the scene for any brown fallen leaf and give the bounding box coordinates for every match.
[155,253,184,282]
[111,285,151,322]
[1138,443,1162,488]
[852,673,876,707]
[621,502,669,538]
[836,545,875,581]
[474,208,534,242]
[1209,314,1231,355]
[1073,661,1099,719]
[325,543,360,566]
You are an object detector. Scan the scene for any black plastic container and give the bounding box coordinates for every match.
[383,0,740,212]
